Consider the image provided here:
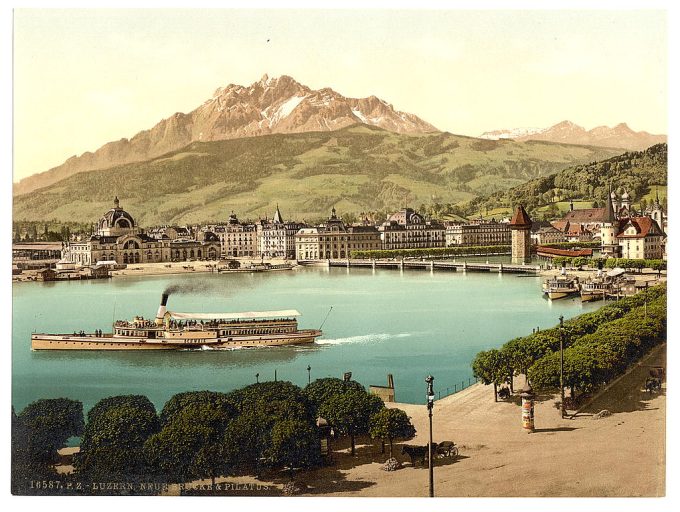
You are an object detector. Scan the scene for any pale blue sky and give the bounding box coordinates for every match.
[13,8,668,181]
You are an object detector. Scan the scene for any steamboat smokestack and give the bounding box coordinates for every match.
[155,293,169,326]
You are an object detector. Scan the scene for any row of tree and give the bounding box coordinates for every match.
[12,378,416,495]
[350,245,511,260]
[528,296,666,395]
[471,283,667,400]
[550,256,666,271]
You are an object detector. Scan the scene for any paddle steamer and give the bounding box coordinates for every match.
[31,293,322,351]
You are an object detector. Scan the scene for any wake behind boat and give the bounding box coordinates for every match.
[31,293,322,351]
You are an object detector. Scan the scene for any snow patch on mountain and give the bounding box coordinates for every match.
[479,127,545,140]
[352,109,368,123]
[261,95,307,127]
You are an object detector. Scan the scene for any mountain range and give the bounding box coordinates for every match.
[12,125,625,226]
[13,75,436,196]
[479,120,666,150]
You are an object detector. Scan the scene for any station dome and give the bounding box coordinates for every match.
[98,197,136,232]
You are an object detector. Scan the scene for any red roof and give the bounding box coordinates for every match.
[509,205,532,227]
[536,246,593,257]
[616,217,664,238]
[562,208,607,222]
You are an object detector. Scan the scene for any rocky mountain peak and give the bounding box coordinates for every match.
[14,74,438,196]
[478,120,665,151]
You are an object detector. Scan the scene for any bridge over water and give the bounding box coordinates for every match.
[301,258,542,274]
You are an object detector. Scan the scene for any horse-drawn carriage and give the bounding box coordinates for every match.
[497,386,511,400]
[401,441,459,466]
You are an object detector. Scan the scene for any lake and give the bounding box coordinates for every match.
[12,266,601,412]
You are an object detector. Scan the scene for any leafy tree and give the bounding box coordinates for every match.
[159,390,234,426]
[368,408,416,458]
[144,400,233,487]
[12,399,84,494]
[266,419,321,474]
[318,389,384,456]
[304,377,366,413]
[572,257,588,269]
[472,348,509,401]
[221,381,318,475]
[75,395,159,482]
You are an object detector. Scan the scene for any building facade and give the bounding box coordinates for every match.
[256,206,306,259]
[295,208,381,260]
[445,220,510,246]
[65,198,220,265]
[531,225,567,245]
[615,217,665,260]
[379,208,445,250]
[218,213,258,258]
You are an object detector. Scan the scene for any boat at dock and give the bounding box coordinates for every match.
[580,268,624,302]
[542,270,580,300]
[217,262,295,273]
[31,293,322,351]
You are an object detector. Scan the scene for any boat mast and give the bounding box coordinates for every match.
[319,306,333,330]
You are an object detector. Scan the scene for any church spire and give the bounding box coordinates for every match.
[604,182,616,223]
[273,204,284,224]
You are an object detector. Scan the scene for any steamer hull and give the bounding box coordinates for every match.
[31,335,179,351]
[212,329,321,349]
[30,295,323,351]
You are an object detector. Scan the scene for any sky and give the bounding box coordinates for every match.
[11,8,668,182]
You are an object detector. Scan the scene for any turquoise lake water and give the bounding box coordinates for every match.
[12,266,601,412]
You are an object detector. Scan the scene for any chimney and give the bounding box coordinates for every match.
[155,293,169,326]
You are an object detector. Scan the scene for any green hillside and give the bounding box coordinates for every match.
[466,143,667,221]
[13,125,625,225]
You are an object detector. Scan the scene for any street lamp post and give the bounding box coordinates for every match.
[307,365,311,385]
[559,315,565,419]
[255,372,259,384]
[425,375,435,498]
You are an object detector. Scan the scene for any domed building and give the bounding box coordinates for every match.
[97,196,138,236]
[64,198,221,265]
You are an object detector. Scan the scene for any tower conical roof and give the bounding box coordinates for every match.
[509,205,532,227]
[604,183,616,223]
[273,204,284,223]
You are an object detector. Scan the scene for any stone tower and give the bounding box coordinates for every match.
[509,205,532,263]
[600,184,620,258]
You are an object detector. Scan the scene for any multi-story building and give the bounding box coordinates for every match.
[615,217,665,260]
[531,225,567,245]
[295,208,381,260]
[378,208,445,250]
[217,213,258,258]
[445,220,510,246]
[256,206,306,259]
[600,186,665,259]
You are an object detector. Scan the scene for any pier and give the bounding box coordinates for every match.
[311,258,541,274]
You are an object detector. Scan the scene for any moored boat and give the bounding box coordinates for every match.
[580,268,624,302]
[31,293,322,351]
[542,270,580,300]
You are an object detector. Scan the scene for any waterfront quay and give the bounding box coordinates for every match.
[319,258,541,274]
